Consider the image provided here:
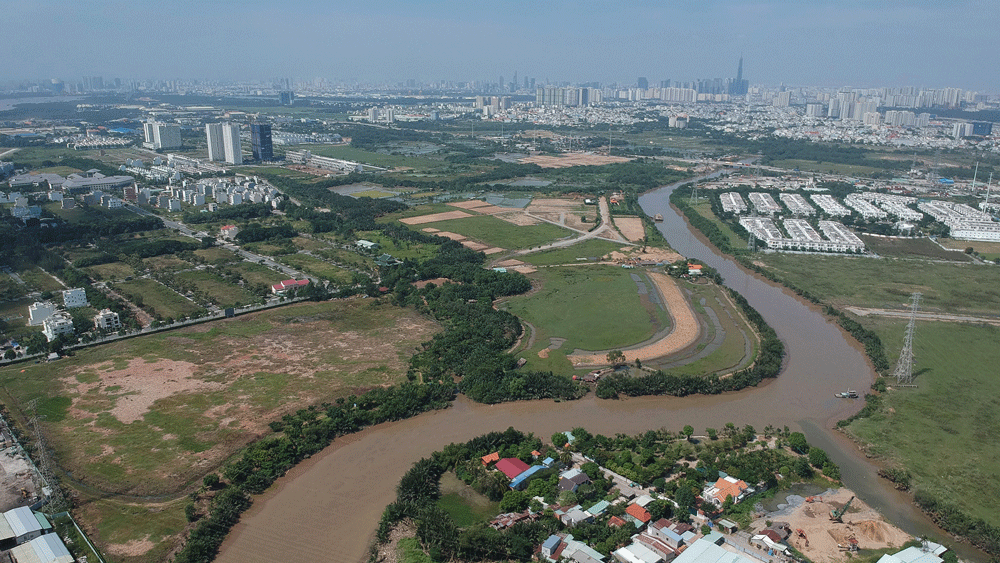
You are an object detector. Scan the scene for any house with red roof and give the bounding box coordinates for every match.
[271,279,309,295]
[625,503,652,528]
[495,457,530,480]
[481,452,500,466]
[702,475,752,508]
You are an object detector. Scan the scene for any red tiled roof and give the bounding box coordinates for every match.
[495,457,530,479]
[481,452,500,466]
[608,516,627,528]
[711,477,748,504]
[626,503,652,523]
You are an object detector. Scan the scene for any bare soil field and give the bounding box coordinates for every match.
[399,210,473,225]
[756,488,912,563]
[461,241,490,251]
[527,197,595,231]
[447,200,493,210]
[614,217,646,242]
[434,231,467,241]
[567,272,699,366]
[520,153,633,168]
[2,300,440,497]
[609,247,684,264]
[495,212,541,226]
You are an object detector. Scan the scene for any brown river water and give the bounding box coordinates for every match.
[216,179,985,563]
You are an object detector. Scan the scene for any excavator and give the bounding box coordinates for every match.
[830,496,855,522]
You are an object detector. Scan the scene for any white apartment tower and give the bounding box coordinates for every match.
[143,121,182,150]
[206,122,243,165]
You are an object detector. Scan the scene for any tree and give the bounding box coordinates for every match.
[682,425,694,442]
[607,350,626,366]
[3,349,14,360]
[706,428,718,441]
[675,484,695,510]
[552,432,568,448]
[787,432,809,454]
[808,447,829,468]
[499,489,529,513]
[203,473,221,489]
[793,457,813,478]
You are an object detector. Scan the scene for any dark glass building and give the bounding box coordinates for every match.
[250,123,273,161]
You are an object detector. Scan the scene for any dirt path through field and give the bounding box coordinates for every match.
[566,272,700,366]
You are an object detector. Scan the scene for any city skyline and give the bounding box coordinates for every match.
[7,0,1000,92]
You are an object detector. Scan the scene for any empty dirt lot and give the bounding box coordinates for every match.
[520,153,633,168]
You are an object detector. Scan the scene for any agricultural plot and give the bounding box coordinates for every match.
[519,239,624,266]
[192,247,241,265]
[114,278,202,319]
[18,266,65,292]
[144,255,193,272]
[861,236,973,262]
[306,144,441,171]
[752,253,1000,316]
[83,261,135,281]
[223,261,287,288]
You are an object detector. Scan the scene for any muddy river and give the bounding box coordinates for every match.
[216,180,982,563]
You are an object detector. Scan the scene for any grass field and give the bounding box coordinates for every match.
[398,538,434,563]
[353,230,439,261]
[83,261,135,281]
[437,472,499,527]
[34,165,82,175]
[861,236,973,262]
[144,255,193,272]
[520,239,625,265]
[936,238,1000,262]
[175,270,258,308]
[690,201,748,248]
[305,144,440,171]
[753,253,1000,315]
[846,319,1000,527]
[193,247,241,265]
[114,278,202,319]
[224,261,285,288]
[768,158,892,177]
[73,496,187,563]
[278,253,355,284]
[412,215,571,250]
[503,266,671,373]
[18,266,65,292]
[667,281,756,376]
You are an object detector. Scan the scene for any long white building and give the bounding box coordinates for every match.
[811,194,851,216]
[919,200,1000,241]
[719,192,747,214]
[779,193,815,216]
[748,192,782,215]
[741,217,865,252]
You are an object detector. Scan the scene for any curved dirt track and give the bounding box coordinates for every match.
[567,272,701,366]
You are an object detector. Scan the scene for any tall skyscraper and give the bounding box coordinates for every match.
[205,123,225,161]
[637,77,648,90]
[250,123,273,161]
[279,91,295,106]
[206,122,242,164]
[729,57,749,96]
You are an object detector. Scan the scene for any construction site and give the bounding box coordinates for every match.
[0,414,45,513]
[752,488,913,563]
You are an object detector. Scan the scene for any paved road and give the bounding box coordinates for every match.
[844,306,1000,325]
[515,196,635,256]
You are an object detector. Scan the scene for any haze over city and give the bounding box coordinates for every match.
[8,0,999,90]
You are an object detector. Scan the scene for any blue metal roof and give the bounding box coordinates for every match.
[510,465,545,488]
[542,535,561,550]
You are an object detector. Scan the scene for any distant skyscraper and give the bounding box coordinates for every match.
[729,57,749,96]
[250,123,273,161]
[637,77,648,90]
[279,90,295,106]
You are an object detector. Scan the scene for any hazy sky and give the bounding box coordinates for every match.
[8,0,999,91]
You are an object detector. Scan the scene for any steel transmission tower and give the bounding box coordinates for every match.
[893,292,922,386]
[28,399,69,512]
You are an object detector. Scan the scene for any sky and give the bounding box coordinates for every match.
[8,0,1000,91]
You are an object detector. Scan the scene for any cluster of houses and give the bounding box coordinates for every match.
[127,176,283,212]
[5,170,134,216]
[0,506,73,563]
[27,288,122,342]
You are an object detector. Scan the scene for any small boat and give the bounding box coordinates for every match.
[836,390,859,398]
[654,213,664,222]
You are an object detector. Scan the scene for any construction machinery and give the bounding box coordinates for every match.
[838,537,860,552]
[796,529,809,548]
[805,496,821,503]
[830,496,855,522]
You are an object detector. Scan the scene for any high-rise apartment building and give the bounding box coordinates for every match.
[250,123,273,161]
[143,121,181,150]
[206,122,242,164]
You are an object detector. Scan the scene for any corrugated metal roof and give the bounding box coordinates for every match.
[5,506,41,538]
[0,515,14,541]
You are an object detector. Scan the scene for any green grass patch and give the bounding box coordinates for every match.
[175,270,258,308]
[847,320,1000,526]
[689,201,747,248]
[413,215,571,250]
[520,239,624,265]
[84,261,135,281]
[354,230,439,261]
[936,238,1000,262]
[437,472,499,527]
[144,255,194,272]
[667,281,756,376]
[753,253,1000,316]
[503,266,670,373]
[861,236,973,262]
[224,261,285,287]
[398,537,434,563]
[114,278,201,319]
[75,496,187,563]
[193,247,241,265]
[18,266,65,292]
[277,253,355,284]
[769,158,889,177]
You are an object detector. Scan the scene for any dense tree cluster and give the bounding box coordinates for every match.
[914,491,1000,557]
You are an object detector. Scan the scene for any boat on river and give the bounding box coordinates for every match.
[836,390,859,398]
[654,213,664,221]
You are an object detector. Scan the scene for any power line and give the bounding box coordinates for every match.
[893,292,921,387]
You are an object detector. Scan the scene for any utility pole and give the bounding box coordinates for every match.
[893,292,922,387]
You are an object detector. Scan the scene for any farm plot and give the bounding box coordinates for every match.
[114,278,202,320]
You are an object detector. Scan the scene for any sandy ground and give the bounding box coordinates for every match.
[567,272,700,366]
[484,247,506,255]
[495,212,542,226]
[0,448,40,512]
[399,210,472,225]
[433,231,467,241]
[520,153,633,168]
[462,241,490,251]
[756,488,912,563]
[421,228,440,233]
[527,197,595,231]
[609,247,684,264]
[614,217,646,242]
[447,200,493,210]
[413,278,455,289]
[64,358,224,424]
